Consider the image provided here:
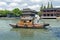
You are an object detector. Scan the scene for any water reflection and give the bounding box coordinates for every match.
[10,28,50,40]
[11,29,34,36]
[20,29,34,37]
[11,28,35,40]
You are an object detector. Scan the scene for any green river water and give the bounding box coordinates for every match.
[0,19,60,40]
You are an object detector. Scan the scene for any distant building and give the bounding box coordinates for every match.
[41,8,60,19]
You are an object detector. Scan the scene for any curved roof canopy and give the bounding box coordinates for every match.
[22,8,38,14]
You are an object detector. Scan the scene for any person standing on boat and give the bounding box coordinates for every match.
[34,14,40,24]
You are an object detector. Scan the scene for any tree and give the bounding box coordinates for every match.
[4,10,11,16]
[44,6,46,9]
[12,8,22,17]
[39,4,44,16]
[47,2,53,8]
[50,2,53,8]
[40,4,44,11]
[38,4,43,17]
[0,10,4,17]
[38,4,44,19]
[47,2,50,8]
[0,10,10,17]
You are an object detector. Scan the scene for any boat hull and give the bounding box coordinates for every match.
[9,24,49,29]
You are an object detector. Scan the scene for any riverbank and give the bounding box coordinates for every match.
[0,17,20,20]
[0,17,60,20]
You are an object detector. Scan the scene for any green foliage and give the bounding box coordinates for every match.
[47,2,53,8]
[47,2,50,8]
[50,2,53,8]
[44,6,46,9]
[40,4,43,11]
[0,10,11,17]
[4,10,11,15]
[12,8,20,13]
[0,8,22,17]
[0,10,4,16]
[39,4,44,17]
[38,11,42,17]
[12,8,22,16]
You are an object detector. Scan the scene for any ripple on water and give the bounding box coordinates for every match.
[50,27,60,38]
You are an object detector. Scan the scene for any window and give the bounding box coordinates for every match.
[51,14,53,16]
[47,14,50,16]
[29,20,31,22]
[54,14,56,16]
[54,10,56,12]
[43,14,46,16]
[57,10,60,12]
[56,13,60,17]
[50,10,53,12]
[43,10,46,12]
[30,14,35,16]
[47,10,50,12]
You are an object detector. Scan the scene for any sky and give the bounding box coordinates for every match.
[0,0,60,11]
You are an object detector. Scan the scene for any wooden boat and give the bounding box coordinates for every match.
[9,8,50,29]
[9,23,49,29]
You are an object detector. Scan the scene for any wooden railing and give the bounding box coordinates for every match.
[20,17,33,20]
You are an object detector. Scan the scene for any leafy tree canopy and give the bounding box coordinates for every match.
[12,8,22,16]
